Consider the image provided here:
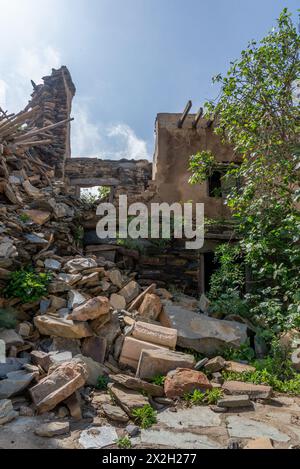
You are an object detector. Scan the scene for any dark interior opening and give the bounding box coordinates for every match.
[208,171,223,197]
[204,251,219,292]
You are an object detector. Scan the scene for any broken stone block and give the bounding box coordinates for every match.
[108,383,149,417]
[44,259,62,271]
[48,280,70,294]
[30,350,51,372]
[218,395,251,408]
[119,281,140,304]
[51,296,67,310]
[0,357,28,378]
[35,421,70,437]
[65,257,97,273]
[57,273,82,286]
[199,293,210,314]
[224,361,256,374]
[68,290,87,309]
[22,180,44,199]
[49,351,73,367]
[204,356,226,373]
[128,283,156,312]
[119,336,166,370]
[23,209,51,225]
[136,349,196,380]
[64,392,82,420]
[50,337,81,356]
[132,321,177,349]
[164,368,212,399]
[0,399,18,425]
[0,329,24,348]
[90,313,112,335]
[16,322,33,338]
[34,315,93,339]
[81,336,107,364]
[291,348,300,371]
[110,293,126,310]
[69,296,110,321]
[79,426,118,449]
[30,361,87,413]
[109,373,164,397]
[0,370,35,399]
[138,293,162,320]
[73,354,108,386]
[160,304,248,356]
[194,358,209,370]
[108,269,123,288]
[222,381,272,399]
[102,403,129,423]
[94,312,121,348]
[244,437,273,449]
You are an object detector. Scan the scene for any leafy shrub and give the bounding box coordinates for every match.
[184,388,223,405]
[222,339,255,362]
[151,375,166,386]
[4,268,52,303]
[95,375,109,390]
[115,436,132,449]
[19,213,30,223]
[132,405,157,429]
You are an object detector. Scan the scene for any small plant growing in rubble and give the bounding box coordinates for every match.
[184,388,223,406]
[95,375,109,390]
[151,375,166,386]
[115,436,132,449]
[132,405,157,429]
[19,213,30,223]
[4,268,52,303]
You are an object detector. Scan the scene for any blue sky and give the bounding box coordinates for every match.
[0,0,299,160]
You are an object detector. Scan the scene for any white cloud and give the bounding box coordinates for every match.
[0,46,61,112]
[71,100,150,161]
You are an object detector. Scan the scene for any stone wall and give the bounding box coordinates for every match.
[64,157,153,202]
[25,66,76,178]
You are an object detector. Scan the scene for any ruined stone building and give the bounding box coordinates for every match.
[25,67,239,295]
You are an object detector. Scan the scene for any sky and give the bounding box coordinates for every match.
[0,0,299,161]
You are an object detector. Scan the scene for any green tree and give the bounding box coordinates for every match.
[190,9,300,333]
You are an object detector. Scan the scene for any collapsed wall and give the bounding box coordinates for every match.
[24,66,76,178]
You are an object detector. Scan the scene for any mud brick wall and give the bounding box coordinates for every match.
[25,66,76,177]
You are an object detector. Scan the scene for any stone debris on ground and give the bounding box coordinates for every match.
[0,72,299,449]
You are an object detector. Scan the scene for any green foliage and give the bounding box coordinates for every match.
[4,268,52,303]
[80,191,99,207]
[73,225,84,244]
[0,307,18,329]
[189,150,215,184]
[95,375,109,390]
[189,9,300,334]
[19,213,30,223]
[223,342,300,394]
[115,436,132,449]
[132,405,157,429]
[98,186,111,200]
[222,339,256,362]
[209,244,245,301]
[151,375,166,386]
[184,388,223,405]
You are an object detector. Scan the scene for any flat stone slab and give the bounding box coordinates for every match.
[0,371,35,399]
[109,373,164,397]
[218,395,252,408]
[108,383,149,417]
[137,429,223,449]
[35,421,70,437]
[102,404,129,423]
[157,407,221,429]
[79,426,118,449]
[0,399,18,425]
[222,381,272,399]
[160,305,247,356]
[226,416,290,442]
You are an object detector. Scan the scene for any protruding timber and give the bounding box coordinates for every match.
[177,100,192,128]
[192,107,203,129]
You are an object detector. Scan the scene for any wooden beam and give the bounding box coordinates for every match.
[192,107,203,129]
[177,100,192,128]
